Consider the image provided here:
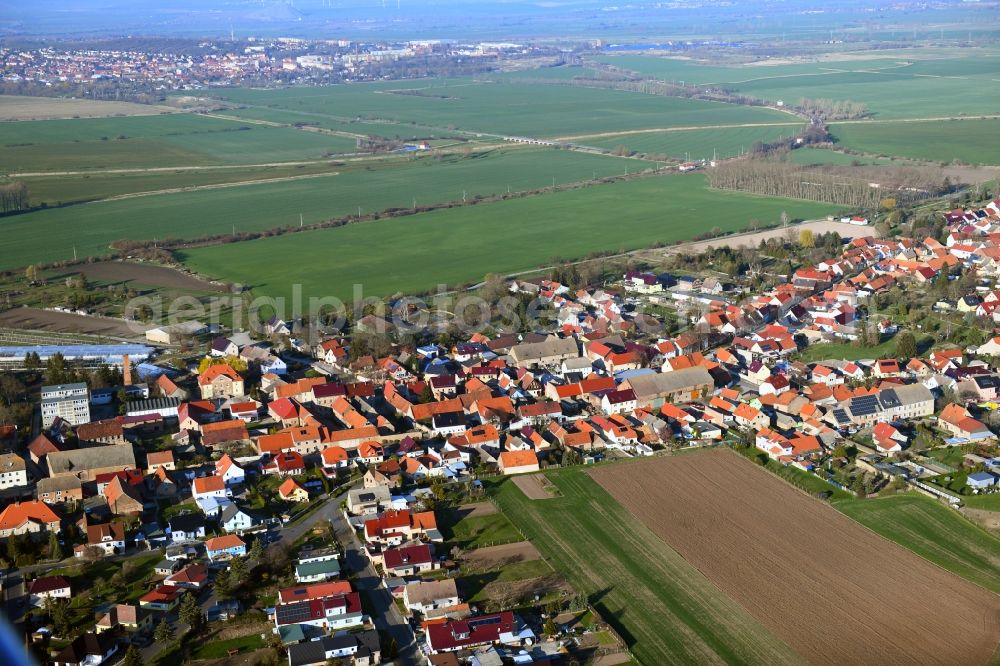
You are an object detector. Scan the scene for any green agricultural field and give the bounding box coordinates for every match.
[489,469,803,665]
[21,162,342,206]
[595,53,1000,119]
[593,54,912,86]
[786,147,897,166]
[0,112,357,173]
[201,79,795,139]
[1,147,636,270]
[831,118,1000,165]
[581,124,802,160]
[834,494,1000,595]
[179,173,838,301]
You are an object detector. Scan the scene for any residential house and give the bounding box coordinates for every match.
[403,579,460,615]
[47,444,136,482]
[168,514,206,542]
[0,453,28,490]
[426,611,518,654]
[29,576,71,606]
[78,522,126,557]
[382,543,435,576]
[95,604,153,634]
[347,485,392,516]
[498,450,540,475]
[146,450,175,474]
[205,534,247,562]
[36,476,83,505]
[278,478,310,503]
[198,364,245,400]
[0,500,60,538]
[51,632,118,666]
[295,549,342,583]
[220,504,259,533]
[286,631,380,666]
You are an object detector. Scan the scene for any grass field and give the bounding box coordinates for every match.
[202,79,796,139]
[795,333,932,363]
[963,494,1000,512]
[834,493,1000,595]
[0,147,637,270]
[490,469,803,665]
[786,147,898,166]
[190,634,266,660]
[831,118,1000,165]
[580,124,803,160]
[442,512,523,550]
[179,173,838,301]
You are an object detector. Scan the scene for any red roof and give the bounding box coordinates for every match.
[427,612,516,652]
[278,581,353,605]
[383,543,433,570]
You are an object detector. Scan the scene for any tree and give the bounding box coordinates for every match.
[179,593,205,633]
[543,617,558,636]
[47,531,62,561]
[780,210,790,228]
[895,331,917,359]
[24,265,39,284]
[123,645,143,666]
[229,556,249,587]
[798,228,815,248]
[154,618,174,643]
[387,639,398,660]
[46,597,71,636]
[250,537,264,562]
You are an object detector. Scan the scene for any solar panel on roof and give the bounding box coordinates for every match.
[833,409,850,424]
[276,602,315,624]
[468,617,503,629]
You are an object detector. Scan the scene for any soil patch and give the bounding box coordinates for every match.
[462,541,541,569]
[591,449,1000,666]
[0,95,175,121]
[59,261,228,292]
[0,307,149,338]
[453,501,497,519]
[513,474,558,499]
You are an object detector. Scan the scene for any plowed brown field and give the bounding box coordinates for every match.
[591,449,1000,666]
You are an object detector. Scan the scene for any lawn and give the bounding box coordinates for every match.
[189,633,266,660]
[831,118,1000,165]
[202,78,794,139]
[794,333,931,363]
[442,511,523,550]
[180,173,838,302]
[834,493,1000,595]
[489,468,803,665]
[2,147,636,270]
[925,446,969,469]
[580,124,803,160]
[733,446,853,501]
[963,494,1000,512]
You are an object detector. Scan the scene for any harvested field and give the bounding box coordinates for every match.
[56,261,228,292]
[658,220,870,256]
[592,449,1000,666]
[513,473,558,499]
[462,541,541,569]
[0,307,150,338]
[0,95,174,121]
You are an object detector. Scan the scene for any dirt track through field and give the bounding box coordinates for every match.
[592,450,1000,666]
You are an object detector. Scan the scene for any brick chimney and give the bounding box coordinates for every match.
[122,354,132,386]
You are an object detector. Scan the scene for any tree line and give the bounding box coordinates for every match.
[706,161,955,208]
[0,181,29,214]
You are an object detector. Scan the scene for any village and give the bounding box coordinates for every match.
[2,197,1000,666]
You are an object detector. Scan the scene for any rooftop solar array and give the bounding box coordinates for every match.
[850,395,880,416]
[275,601,316,624]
